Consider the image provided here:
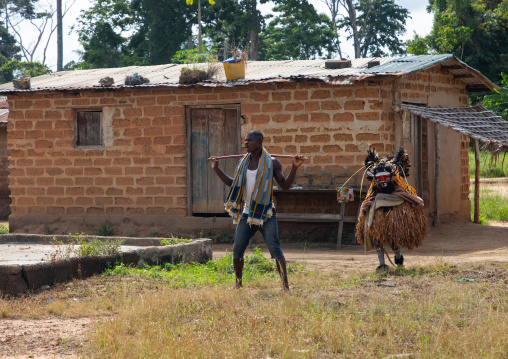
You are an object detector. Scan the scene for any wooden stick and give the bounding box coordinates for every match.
[208,154,308,160]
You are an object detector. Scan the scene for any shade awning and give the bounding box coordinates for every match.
[402,104,508,152]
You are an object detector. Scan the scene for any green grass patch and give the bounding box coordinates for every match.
[50,232,124,260]
[0,224,8,234]
[469,151,508,178]
[470,188,508,223]
[104,247,300,288]
[160,237,192,245]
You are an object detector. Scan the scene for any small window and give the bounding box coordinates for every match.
[76,111,102,146]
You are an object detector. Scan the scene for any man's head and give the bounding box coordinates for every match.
[245,130,264,153]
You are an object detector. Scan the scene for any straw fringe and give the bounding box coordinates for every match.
[356,202,430,250]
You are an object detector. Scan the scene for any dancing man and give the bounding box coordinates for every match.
[210,130,305,290]
[356,148,430,272]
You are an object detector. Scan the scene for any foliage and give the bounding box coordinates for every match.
[0,59,51,83]
[104,247,286,287]
[483,72,508,120]
[0,224,8,234]
[469,150,508,178]
[92,222,115,237]
[74,0,195,67]
[172,47,215,64]
[50,232,124,260]
[406,32,433,55]
[0,24,20,64]
[200,0,268,61]
[434,13,473,58]
[160,237,192,245]
[470,187,508,223]
[425,0,508,83]
[353,0,409,57]
[340,0,409,58]
[258,0,334,60]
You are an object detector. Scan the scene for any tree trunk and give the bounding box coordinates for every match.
[57,0,63,71]
[248,0,258,60]
[248,30,258,61]
[198,0,202,54]
[344,0,360,58]
[322,0,342,58]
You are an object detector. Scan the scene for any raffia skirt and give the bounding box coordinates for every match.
[356,201,430,250]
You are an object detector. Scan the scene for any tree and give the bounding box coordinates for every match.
[75,0,195,68]
[406,32,433,55]
[56,0,62,71]
[199,0,267,61]
[0,21,19,62]
[319,0,344,58]
[0,59,51,83]
[425,0,508,84]
[5,0,76,67]
[484,72,508,121]
[258,0,334,61]
[184,0,215,54]
[340,0,409,58]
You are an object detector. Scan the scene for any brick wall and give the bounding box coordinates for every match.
[398,66,470,219]
[240,81,395,188]
[6,68,471,230]
[0,123,10,218]
[7,89,188,229]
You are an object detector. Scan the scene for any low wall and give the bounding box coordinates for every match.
[0,238,212,296]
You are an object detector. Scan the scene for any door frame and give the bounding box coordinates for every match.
[409,112,423,197]
[185,104,242,216]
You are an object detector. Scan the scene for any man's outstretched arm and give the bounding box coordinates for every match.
[273,155,306,191]
[211,157,234,187]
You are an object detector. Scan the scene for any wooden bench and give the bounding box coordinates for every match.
[274,189,358,249]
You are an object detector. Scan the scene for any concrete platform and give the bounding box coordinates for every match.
[0,243,141,265]
[0,235,213,296]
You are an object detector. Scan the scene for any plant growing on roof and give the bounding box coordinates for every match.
[186,0,215,55]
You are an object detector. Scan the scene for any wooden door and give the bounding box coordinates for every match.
[190,106,240,215]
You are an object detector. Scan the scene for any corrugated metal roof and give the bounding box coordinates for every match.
[0,58,394,92]
[0,55,497,93]
[359,54,454,74]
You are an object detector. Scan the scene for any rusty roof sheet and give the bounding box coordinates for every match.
[0,55,497,93]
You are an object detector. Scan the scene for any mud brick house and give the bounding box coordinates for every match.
[0,55,500,236]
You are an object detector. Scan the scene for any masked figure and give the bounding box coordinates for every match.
[356,148,430,272]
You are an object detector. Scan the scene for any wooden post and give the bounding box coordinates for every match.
[433,123,440,226]
[336,202,346,250]
[474,139,480,223]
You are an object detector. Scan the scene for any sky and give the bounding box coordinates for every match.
[23,0,434,71]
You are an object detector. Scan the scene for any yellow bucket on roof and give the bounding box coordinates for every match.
[223,61,245,81]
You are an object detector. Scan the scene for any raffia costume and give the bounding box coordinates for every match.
[356,149,430,256]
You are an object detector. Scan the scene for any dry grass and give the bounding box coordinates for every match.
[1,260,508,358]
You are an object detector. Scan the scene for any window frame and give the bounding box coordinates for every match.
[74,109,103,148]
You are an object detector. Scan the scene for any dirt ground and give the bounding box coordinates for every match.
[1,220,507,358]
[216,219,508,273]
[1,180,507,358]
